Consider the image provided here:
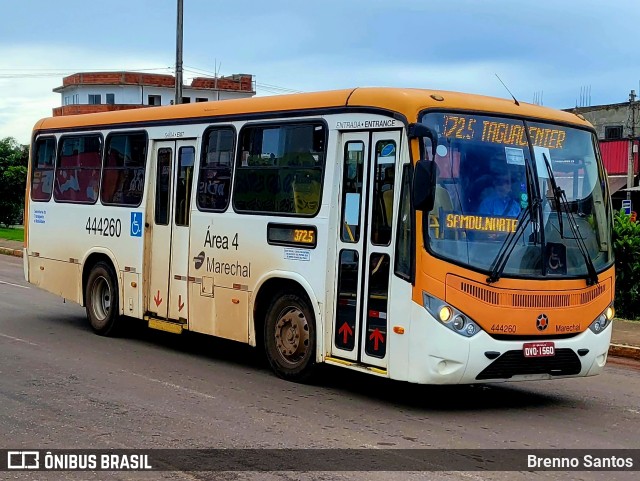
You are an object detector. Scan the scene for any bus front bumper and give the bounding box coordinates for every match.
[405,303,612,385]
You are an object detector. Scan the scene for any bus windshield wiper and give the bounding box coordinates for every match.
[486,201,534,284]
[541,153,565,238]
[541,153,599,286]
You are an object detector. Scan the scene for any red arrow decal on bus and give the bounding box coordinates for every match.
[338,322,353,344]
[369,328,385,351]
[178,295,185,312]
[154,290,162,307]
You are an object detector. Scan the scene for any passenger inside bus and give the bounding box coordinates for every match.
[371,165,394,245]
[381,166,395,226]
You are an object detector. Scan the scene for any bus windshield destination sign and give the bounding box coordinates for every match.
[443,115,567,149]
[445,214,518,233]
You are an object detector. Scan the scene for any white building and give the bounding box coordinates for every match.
[53,71,255,116]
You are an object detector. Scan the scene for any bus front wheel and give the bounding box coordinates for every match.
[85,261,120,336]
[264,292,316,381]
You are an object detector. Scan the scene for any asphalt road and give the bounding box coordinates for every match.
[1,254,639,481]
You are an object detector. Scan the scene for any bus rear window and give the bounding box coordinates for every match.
[31,137,56,202]
[54,135,102,204]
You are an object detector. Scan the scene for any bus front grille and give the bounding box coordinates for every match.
[475,349,581,380]
[455,278,610,309]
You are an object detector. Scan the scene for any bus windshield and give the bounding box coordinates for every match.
[420,112,613,280]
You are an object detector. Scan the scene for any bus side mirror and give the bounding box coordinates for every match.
[413,160,437,212]
[408,123,437,160]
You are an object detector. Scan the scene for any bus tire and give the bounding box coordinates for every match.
[85,261,121,336]
[264,292,316,381]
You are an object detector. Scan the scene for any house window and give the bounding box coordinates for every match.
[195,97,208,103]
[148,95,161,106]
[106,93,115,105]
[88,94,101,105]
[181,97,191,103]
[605,126,623,140]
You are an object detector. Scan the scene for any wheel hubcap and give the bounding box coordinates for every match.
[91,276,111,324]
[274,307,310,365]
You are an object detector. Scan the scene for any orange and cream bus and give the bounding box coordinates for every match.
[24,87,615,383]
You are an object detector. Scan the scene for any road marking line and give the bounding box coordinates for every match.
[128,372,217,400]
[0,333,39,346]
[0,279,29,289]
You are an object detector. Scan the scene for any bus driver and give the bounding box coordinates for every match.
[478,171,521,217]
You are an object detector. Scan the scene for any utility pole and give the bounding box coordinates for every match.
[628,89,637,200]
[175,0,183,105]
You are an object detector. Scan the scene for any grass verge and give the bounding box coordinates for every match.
[0,226,24,242]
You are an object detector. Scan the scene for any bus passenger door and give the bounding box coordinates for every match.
[147,140,197,325]
[332,130,401,370]
[332,133,369,362]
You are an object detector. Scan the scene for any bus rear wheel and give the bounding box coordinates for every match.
[264,292,316,381]
[85,261,120,336]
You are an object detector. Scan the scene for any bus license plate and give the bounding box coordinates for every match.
[523,342,555,358]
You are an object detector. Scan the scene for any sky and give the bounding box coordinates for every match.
[1,0,639,144]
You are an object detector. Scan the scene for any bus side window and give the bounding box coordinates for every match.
[101,132,148,206]
[341,141,364,243]
[155,148,172,225]
[31,137,56,202]
[197,127,235,212]
[54,135,102,204]
[176,146,195,226]
[394,165,413,281]
[371,140,396,246]
[233,123,325,215]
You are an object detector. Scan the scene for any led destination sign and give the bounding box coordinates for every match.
[442,115,566,149]
[267,223,317,248]
[446,214,518,233]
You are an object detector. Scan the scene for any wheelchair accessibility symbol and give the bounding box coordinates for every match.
[130,212,143,237]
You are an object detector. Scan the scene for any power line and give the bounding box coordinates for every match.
[0,66,304,95]
[184,65,302,94]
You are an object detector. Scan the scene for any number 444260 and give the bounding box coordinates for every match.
[86,217,122,237]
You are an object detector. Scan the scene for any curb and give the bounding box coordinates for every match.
[609,343,640,361]
[0,247,22,258]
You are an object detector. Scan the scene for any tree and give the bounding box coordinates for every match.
[613,210,640,319]
[0,137,29,227]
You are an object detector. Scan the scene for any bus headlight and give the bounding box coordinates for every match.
[605,306,615,321]
[589,306,613,334]
[422,292,481,338]
[439,306,453,322]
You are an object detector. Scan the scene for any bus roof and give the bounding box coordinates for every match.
[34,87,591,133]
